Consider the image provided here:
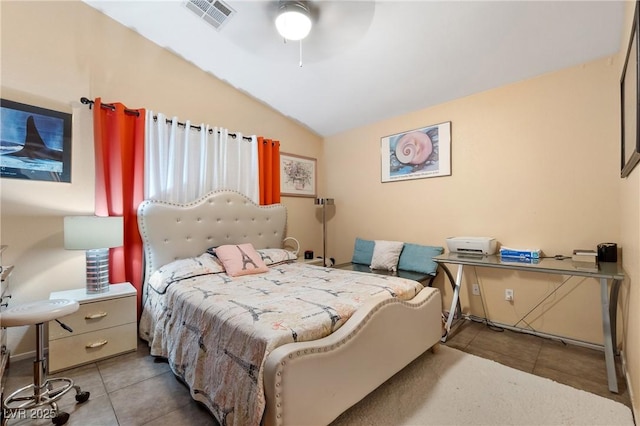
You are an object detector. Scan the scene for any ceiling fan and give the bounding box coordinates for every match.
[205,0,377,65]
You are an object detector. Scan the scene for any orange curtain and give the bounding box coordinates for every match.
[258,137,281,205]
[93,98,146,317]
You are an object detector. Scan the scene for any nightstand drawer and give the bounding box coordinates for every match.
[49,296,136,340]
[48,322,137,372]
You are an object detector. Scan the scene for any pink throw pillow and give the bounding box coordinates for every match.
[214,243,269,277]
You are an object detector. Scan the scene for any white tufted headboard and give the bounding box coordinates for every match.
[137,190,287,295]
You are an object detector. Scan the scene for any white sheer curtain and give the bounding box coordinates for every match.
[144,111,259,203]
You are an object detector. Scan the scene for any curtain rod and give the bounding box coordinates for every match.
[80,97,253,141]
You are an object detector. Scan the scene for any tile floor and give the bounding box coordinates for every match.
[2,319,631,425]
[2,342,213,426]
[443,318,631,407]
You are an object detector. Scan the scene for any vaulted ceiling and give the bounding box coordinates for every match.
[84,1,625,137]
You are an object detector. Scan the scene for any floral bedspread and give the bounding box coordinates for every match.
[139,255,423,426]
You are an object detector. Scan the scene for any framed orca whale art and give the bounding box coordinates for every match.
[0,98,72,182]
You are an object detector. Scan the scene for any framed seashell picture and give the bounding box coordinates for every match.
[380,121,451,182]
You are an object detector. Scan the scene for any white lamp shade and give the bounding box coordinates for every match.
[64,216,124,250]
[275,3,312,41]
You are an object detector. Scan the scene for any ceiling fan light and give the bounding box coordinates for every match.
[275,2,312,41]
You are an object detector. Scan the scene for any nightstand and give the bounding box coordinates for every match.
[48,282,137,372]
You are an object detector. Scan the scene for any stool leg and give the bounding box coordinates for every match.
[33,322,46,404]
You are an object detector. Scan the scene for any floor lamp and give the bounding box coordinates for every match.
[314,198,334,266]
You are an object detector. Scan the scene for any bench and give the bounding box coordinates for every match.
[334,262,438,287]
[335,238,461,319]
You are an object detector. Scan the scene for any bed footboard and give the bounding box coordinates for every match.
[263,286,442,426]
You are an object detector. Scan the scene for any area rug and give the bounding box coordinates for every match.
[332,345,634,425]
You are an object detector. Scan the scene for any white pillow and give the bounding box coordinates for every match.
[256,248,298,266]
[370,240,404,271]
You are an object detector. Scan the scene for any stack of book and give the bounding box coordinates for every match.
[572,249,598,270]
[499,247,541,264]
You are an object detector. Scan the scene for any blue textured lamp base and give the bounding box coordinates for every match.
[86,248,110,294]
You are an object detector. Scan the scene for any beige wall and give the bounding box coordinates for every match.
[0,1,323,357]
[325,56,620,339]
[324,62,620,266]
[324,19,637,417]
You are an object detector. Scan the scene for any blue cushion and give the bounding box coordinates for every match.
[352,238,375,265]
[398,243,444,275]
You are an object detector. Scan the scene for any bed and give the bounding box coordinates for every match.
[137,190,442,426]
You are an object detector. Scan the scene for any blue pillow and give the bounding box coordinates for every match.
[398,243,444,275]
[352,238,375,265]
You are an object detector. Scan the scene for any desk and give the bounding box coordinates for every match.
[433,253,624,393]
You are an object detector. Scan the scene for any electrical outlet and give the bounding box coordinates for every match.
[472,284,480,296]
[505,289,514,301]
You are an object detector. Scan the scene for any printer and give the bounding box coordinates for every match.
[446,237,497,255]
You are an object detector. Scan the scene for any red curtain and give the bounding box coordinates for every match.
[93,98,146,317]
[258,137,281,205]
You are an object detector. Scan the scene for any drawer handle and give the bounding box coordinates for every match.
[85,312,108,320]
[86,340,108,349]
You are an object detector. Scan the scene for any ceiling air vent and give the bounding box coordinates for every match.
[184,0,236,31]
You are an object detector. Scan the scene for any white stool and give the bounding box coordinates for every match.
[1,299,90,426]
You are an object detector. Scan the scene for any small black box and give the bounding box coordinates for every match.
[597,243,617,263]
[304,250,314,260]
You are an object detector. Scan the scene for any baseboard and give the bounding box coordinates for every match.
[8,348,40,363]
[620,349,638,423]
[450,313,605,351]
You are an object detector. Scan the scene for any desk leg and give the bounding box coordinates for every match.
[442,264,463,342]
[600,277,619,393]
[438,263,462,319]
[609,279,621,356]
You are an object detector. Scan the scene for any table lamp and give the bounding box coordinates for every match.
[64,216,123,294]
